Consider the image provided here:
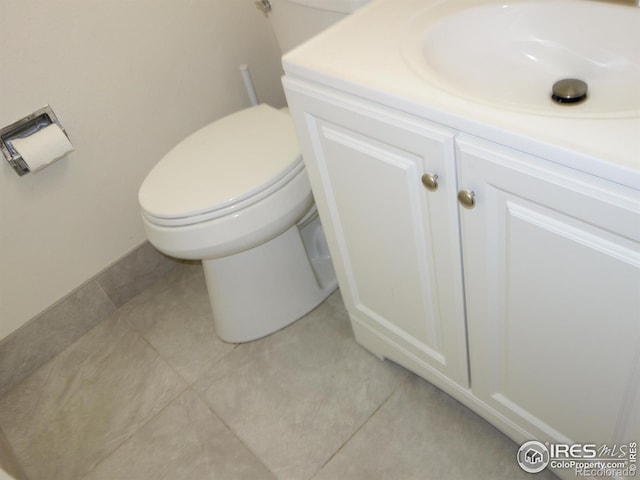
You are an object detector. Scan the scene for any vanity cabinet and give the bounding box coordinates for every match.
[285,80,640,466]
[456,135,640,448]
[285,85,469,388]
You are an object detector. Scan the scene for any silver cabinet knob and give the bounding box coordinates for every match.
[255,0,272,14]
[421,173,439,192]
[458,189,476,209]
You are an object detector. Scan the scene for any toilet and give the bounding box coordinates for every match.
[138,0,368,343]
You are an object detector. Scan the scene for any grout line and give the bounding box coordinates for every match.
[93,279,118,314]
[310,371,410,479]
[0,295,118,401]
[82,381,190,479]
[0,244,155,397]
[81,320,192,477]
[189,384,279,479]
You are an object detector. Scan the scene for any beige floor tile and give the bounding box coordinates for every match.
[0,314,187,480]
[0,261,565,480]
[83,389,275,480]
[195,294,408,480]
[314,374,559,480]
[96,241,178,309]
[0,279,116,397]
[0,426,27,480]
[122,263,236,384]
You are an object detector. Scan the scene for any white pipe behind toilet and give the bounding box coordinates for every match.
[239,64,260,107]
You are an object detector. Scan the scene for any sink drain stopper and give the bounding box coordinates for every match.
[551,78,588,104]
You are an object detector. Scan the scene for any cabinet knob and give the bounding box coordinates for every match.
[458,189,476,209]
[421,173,439,192]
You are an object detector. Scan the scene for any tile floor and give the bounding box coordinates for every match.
[0,262,558,480]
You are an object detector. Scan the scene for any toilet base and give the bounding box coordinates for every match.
[202,220,337,343]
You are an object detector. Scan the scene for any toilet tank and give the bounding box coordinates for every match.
[267,0,369,53]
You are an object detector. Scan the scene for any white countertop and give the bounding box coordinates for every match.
[282,0,640,190]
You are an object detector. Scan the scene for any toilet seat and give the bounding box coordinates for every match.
[139,104,303,227]
[138,104,314,260]
[142,160,305,227]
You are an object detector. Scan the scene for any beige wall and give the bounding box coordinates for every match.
[0,0,286,340]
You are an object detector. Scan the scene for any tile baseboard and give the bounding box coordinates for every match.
[0,242,179,397]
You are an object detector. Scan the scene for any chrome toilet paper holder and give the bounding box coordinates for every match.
[0,105,69,176]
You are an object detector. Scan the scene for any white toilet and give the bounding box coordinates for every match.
[138,0,368,343]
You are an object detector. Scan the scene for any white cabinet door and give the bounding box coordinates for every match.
[286,85,468,387]
[457,134,640,446]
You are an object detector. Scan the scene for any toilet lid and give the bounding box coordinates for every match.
[139,104,302,222]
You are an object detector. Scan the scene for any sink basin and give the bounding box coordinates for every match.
[401,0,640,118]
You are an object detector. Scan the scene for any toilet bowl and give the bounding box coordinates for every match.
[139,104,337,343]
[139,0,369,343]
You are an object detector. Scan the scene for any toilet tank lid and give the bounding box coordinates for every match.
[286,0,370,14]
[139,104,301,220]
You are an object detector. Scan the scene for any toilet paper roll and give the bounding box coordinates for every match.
[10,123,74,173]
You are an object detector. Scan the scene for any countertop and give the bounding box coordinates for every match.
[282,0,640,190]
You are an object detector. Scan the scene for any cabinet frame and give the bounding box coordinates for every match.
[457,134,640,449]
[285,77,469,388]
[284,78,640,480]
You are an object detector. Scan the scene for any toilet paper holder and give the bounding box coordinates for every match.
[0,105,70,176]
